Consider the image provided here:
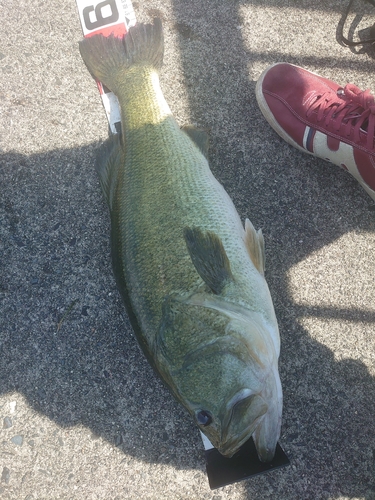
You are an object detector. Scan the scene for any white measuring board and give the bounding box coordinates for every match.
[75,0,136,133]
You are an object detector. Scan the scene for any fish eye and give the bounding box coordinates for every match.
[196,410,213,426]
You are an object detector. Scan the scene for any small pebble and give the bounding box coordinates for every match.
[3,417,12,429]
[81,306,89,316]
[115,434,123,446]
[9,401,16,413]
[1,467,10,484]
[11,435,23,446]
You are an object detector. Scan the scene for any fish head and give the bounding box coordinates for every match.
[154,293,282,461]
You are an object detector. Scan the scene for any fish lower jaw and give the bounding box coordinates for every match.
[252,427,279,462]
[217,430,277,462]
[256,449,276,463]
[216,430,255,458]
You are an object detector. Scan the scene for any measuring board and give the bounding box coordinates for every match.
[76,0,136,134]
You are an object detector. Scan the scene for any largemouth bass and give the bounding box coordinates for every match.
[79,18,282,461]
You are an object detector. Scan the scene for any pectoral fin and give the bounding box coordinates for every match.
[244,218,265,275]
[184,227,234,294]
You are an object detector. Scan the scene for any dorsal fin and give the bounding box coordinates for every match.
[184,227,234,294]
[181,125,209,158]
[244,218,265,275]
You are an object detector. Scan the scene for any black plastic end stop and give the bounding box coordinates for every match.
[205,438,290,490]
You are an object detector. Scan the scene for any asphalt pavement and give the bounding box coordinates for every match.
[1,0,375,498]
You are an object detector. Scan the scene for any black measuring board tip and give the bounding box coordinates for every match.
[205,438,290,490]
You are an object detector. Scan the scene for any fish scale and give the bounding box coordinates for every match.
[123,127,255,326]
[79,18,283,461]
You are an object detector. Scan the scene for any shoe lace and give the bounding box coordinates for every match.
[306,84,375,149]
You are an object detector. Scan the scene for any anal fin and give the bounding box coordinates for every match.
[95,134,123,209]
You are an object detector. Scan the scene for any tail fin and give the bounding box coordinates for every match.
[79,18,164,92]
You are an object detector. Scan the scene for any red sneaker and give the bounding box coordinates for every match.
[256,63,375,201]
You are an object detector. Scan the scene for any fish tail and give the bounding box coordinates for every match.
[79,18,164,92]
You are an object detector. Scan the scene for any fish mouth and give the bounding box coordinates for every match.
[219,430,277,462]
[218,391,268,458]
[218,427,254,458]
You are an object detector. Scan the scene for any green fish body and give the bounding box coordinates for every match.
[79,19,282,461]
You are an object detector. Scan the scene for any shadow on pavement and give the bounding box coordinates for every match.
[1,140,374,499]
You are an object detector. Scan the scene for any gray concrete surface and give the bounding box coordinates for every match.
[1,0,375,498]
